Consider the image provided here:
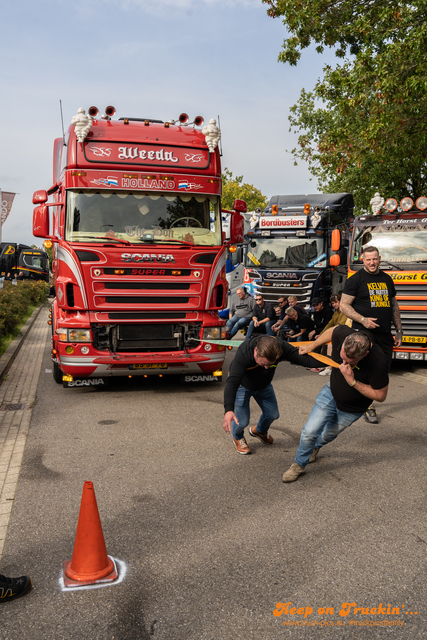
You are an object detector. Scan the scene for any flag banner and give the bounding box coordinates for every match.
[1,192,16,225]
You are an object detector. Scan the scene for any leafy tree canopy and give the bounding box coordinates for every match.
[221,168,268,211]
[264,0,427,211]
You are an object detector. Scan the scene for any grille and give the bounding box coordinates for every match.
[104,282,191,290]
[105,296,189,304]
[103,268,191,275]
[108,312,187,319]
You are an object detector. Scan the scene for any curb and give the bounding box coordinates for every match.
[0,305,46,386]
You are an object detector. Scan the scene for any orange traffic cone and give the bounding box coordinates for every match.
[63,481,118,587]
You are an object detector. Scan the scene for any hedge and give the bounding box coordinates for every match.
[0,280,49,340]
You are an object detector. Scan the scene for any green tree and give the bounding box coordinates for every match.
[264,0,427,211]
[221,168,268,211]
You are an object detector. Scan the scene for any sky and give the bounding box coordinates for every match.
[0,0,337,247]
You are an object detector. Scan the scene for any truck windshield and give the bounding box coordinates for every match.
[352,224,427,264]
[65,190,222,246]
[245,237,325,269]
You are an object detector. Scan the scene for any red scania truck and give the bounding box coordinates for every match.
[33,106,244,386]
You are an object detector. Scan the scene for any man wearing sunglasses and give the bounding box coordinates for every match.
[244,294,276,340]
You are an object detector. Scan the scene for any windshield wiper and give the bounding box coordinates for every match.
[380,260,403,270]
[137,237,194,247]
[75,235,132,245]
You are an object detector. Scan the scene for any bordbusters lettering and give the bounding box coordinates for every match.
[121,253,175,263]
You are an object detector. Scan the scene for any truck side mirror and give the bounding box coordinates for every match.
[229,212,244,243]
[33,205,50,238]
[331,229,341,252]
[233,199,247,213]
[33,190,48,205]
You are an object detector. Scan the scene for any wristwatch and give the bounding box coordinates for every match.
[348,380,357,387]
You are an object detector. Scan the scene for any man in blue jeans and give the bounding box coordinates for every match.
[226,288,255,338]
[282,324,389,482]
[223,335,320,454]
[244,294,276,340]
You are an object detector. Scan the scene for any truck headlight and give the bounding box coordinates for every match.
[57,328,91,342]
[203,327,221,340]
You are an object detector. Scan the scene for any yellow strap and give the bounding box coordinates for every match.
[289,342,339,369]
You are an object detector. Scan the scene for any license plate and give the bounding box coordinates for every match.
[129,363,168,369]
[402,336,427,344]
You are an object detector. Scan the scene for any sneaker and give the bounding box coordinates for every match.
[0,574,32,602]
[319,367,331,376]
[282,462,305,483]
[233,437,251,455]
[364,406,378,424]
[249,426,274,445]
[308,448,320,463]
[310,368,325,373]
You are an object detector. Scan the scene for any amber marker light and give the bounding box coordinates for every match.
[304,204,310,214]
[272,205,278,215]
[172,270,182,276]
[44,240,52,249]
[229,245,237,253]
[124,174,138,179]
[114,269,125,275]
[71,171,87,177]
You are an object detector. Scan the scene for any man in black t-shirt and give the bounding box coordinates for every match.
[244,294,276,340]
[340,245,402,423]
[282,325,389,482]
[283,307,313,341]
[223,335,320,454]
[308,297,334,340]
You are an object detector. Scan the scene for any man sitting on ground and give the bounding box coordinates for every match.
[226,288,255,338]
[283,306,314,342]
[245,294,276,340]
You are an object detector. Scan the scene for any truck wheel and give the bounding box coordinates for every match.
[53,361,63,384]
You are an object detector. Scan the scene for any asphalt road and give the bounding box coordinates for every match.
[1,332,426,639]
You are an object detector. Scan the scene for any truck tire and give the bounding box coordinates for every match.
[53,361,63,384]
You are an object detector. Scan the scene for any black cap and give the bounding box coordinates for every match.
[311,297,322,305]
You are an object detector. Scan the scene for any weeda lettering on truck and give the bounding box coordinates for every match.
[121,253,175,263]
[86,143,209,168]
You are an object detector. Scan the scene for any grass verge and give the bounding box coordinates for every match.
[0,305,39,358]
